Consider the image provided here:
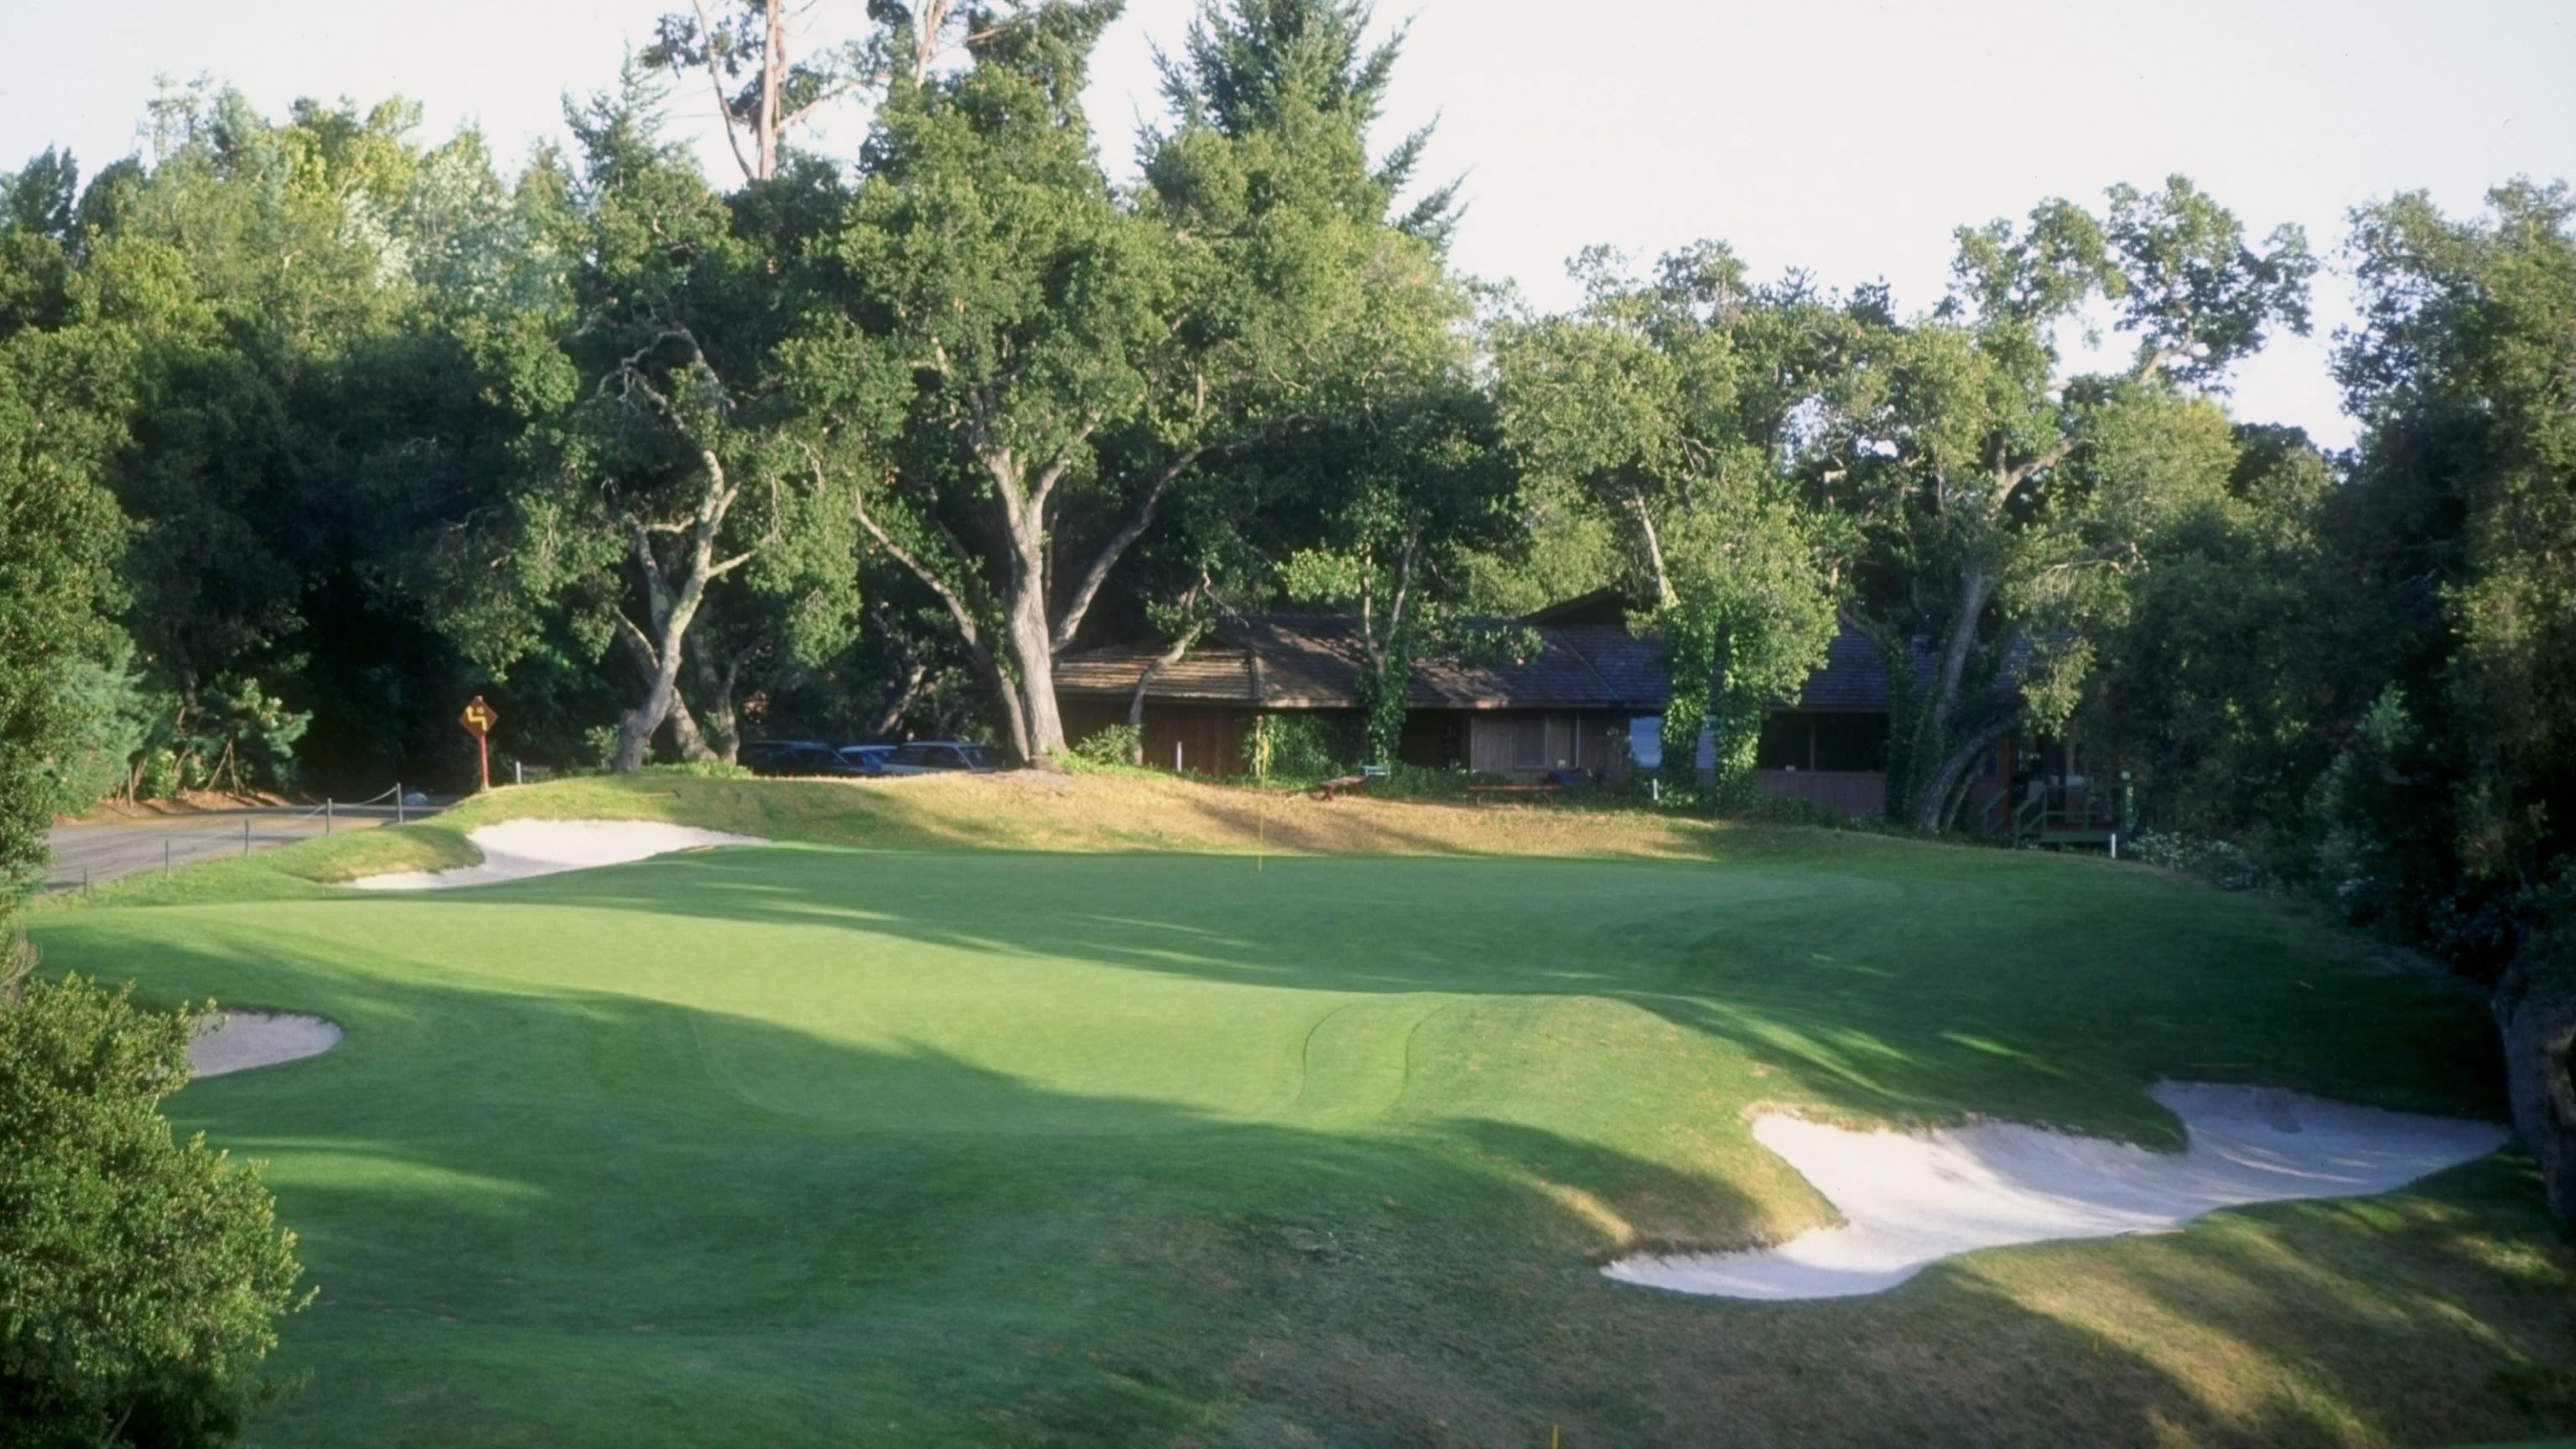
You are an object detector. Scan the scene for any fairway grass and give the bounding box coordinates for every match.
[25,776,2576,1446]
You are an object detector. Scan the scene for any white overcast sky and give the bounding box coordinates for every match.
[6,0,2571,449]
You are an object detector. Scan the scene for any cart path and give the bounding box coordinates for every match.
[43,804,439,891]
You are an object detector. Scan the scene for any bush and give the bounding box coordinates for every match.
[135,749,180,802]
[640,761,750,780]
[0,951,309,1445]
[2127,829,2277,892]
[1250,714,1366,782]
[1071,724,1141,767]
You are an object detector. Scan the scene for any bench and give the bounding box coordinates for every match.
[1467,782,1561,804]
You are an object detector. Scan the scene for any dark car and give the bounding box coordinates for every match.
[877,741,1005,775]
[743,739,846,776]
[835,744,896,775]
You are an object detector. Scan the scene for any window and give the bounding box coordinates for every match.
[1757,714,1810,770]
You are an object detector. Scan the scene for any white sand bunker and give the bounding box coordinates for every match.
[1605,1081,2507,1301]
[190,1011,342,1078]
[349,819,770,891]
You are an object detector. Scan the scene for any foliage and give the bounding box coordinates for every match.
[2124,830,2277,893]
[1793,178,2314,828]
[28,641,149,819]
[0,958,308,1446]
[2320,184,2576,977]
[1489,245,1836,799]
[1070,723,1142,767]
[0,313,125,906]
[1242,710,1362,781]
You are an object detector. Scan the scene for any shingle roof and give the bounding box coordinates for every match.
[1055,614,1674,711]
[1055,608,1944,715]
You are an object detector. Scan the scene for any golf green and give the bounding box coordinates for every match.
[28,830,2573,1446]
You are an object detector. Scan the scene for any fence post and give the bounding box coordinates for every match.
[164,839,172,880]
[325,797,334,836]
[243,818,252,856]
[83,867,91,899]
[396,785,406,827]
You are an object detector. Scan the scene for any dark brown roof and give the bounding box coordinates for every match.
[1051,641,1260,704]
[1056,614,1673,711]
[1055,607,1938,716]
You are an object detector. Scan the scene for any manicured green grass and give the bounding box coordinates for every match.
[25,787,2576,1446]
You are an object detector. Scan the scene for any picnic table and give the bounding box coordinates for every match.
[1314,764,1389,801]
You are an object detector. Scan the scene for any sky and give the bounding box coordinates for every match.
[6,0,2571,449]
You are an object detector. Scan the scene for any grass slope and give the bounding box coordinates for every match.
[25,776,2576,1446]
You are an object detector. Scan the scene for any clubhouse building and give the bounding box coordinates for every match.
[1053,589,2044,826]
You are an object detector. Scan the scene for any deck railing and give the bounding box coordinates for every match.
[1986,774,2129,848]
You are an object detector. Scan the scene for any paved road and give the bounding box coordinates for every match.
[43,805,440,892]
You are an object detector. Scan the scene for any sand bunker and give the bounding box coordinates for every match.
[190,1011,342,1078]
[1605,1081,2507,1301]
[348,819,771,891]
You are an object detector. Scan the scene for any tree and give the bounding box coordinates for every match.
[821,0,1465,761]
[2330,181,2576,1218]
[0,179,127,901]
[444,80,858,772]
[1277,390,1513,762]
[2074,424,2349,843]
[0,962,309,1445]
[1807,177,2313,828]
[1492,245,1837,800]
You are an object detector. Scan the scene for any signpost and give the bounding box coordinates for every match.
[460,695,500,792]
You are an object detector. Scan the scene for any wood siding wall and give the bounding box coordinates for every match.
[1753,769,1884,818]
[1059,700,1259,777]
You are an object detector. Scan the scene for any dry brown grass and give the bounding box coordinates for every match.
[423,767,1805,862]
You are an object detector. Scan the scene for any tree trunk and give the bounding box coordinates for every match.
[662,690,718,763]
[1902,565,1996,821]
[610,451,746,772]
[997,464,1066,763]
[613,642,688,773]
[1924,567,1993,755]
[869,660,927,740]
[848,481,1028,760]
[2494,948,2576,1224]
[685,639,743,763]
[1006,574,1066,761]
[1126,624,1208,765]
[1912,708,2023,834]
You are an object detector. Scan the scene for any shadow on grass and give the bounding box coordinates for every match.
[442,844,2506,1140]
[22,906,2576,1448]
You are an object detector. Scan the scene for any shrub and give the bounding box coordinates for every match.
[1251,714,1365,782]
[2127,829,2277,892]
[0,952,309,1445]
[641,761,750,780]
[135,749,180,802]
[1072,724,1141,767]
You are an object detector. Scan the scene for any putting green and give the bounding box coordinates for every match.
[27,830,2568,1446]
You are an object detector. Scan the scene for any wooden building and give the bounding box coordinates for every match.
[1057,591,2069,834]
[1054,594,1668,782]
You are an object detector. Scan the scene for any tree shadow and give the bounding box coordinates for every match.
[23,855,2559,1446]
[404,843,2506,1140]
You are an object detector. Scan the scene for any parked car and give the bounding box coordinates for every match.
[877,741,1005,775]
[835,744,896,775]
[744,740,845,776]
